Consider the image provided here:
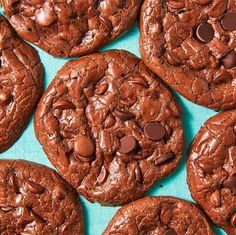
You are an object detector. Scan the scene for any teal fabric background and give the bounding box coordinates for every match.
[0,7,226,235]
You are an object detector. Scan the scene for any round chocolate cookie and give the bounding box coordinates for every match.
[34,50,184,205]
[2,0,141,58]
[0,160,84,234]
[187,109,236,234]
[103,196,215,235]
[0,15,43,153]
[140,0,236,110]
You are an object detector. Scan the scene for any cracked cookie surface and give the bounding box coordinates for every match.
[103,196,215,235]
[34,50,184,206]
[187,109,236,234]
[2,0,141,58]
[0,15,43,153]
[0,160,84,234]
[140,0,236,110]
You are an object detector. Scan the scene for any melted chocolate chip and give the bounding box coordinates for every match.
[196,23,214,43]
[221,51,236,69]
[74,135,95,158]
[221,12,236,31]
[114,109,134,121]
[223,174,236,195]
[119,136,137,154]
[144,122,166,141]
[155,153,175,166]
[165,229,177,235]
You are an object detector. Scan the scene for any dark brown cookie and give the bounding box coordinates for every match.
[34,50,184,206]
[0,160,84,234]
[140,0,236,110]
[103,196,215,235]
[187,109,236,234]
[2,0,141,58]
[0,15,43,153]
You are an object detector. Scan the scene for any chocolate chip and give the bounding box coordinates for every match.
[104,114,116,129]
[231,212,236,228]
[144,122,166,141]
[134,164,143,183]
[95,82,108,95]
[223,174,236,195]
[213,72,233,84]
[97,166,108,185]
[26,181,45,194]
[119,136,137,154]
[74,135,95,158]
[160,205,173,225]
[195,23,214,43]
[0,90,11,104]
[221,35,230,44]
[221,51,236,69]
[165,229,177,235]
[221,12,236,31]
[35,3,56,27]
[209,190,221,208]
[114,109,134,121]
[167,0,185,9]
[128,76,149,88]
[155,153,175,166]
[53,99,75,109]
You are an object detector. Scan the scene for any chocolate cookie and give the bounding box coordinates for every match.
[0,160,84,234]
[103,196,215,235]
[187,109,236,234]
[140,0,236,110]
[34,50,184,205]
[0,15,43,153]
[2,0,141,58]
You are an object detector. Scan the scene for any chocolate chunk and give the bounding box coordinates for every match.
[196,23,214,43]
[114,109,134,121]
[223,174,236,195]
[119,136,138,154]
[165,229,177,235]
[155,153,175,166]
[221,51,236,69]
[221,12,236,31]
[144,122,166,141]
[74,135,95,158]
